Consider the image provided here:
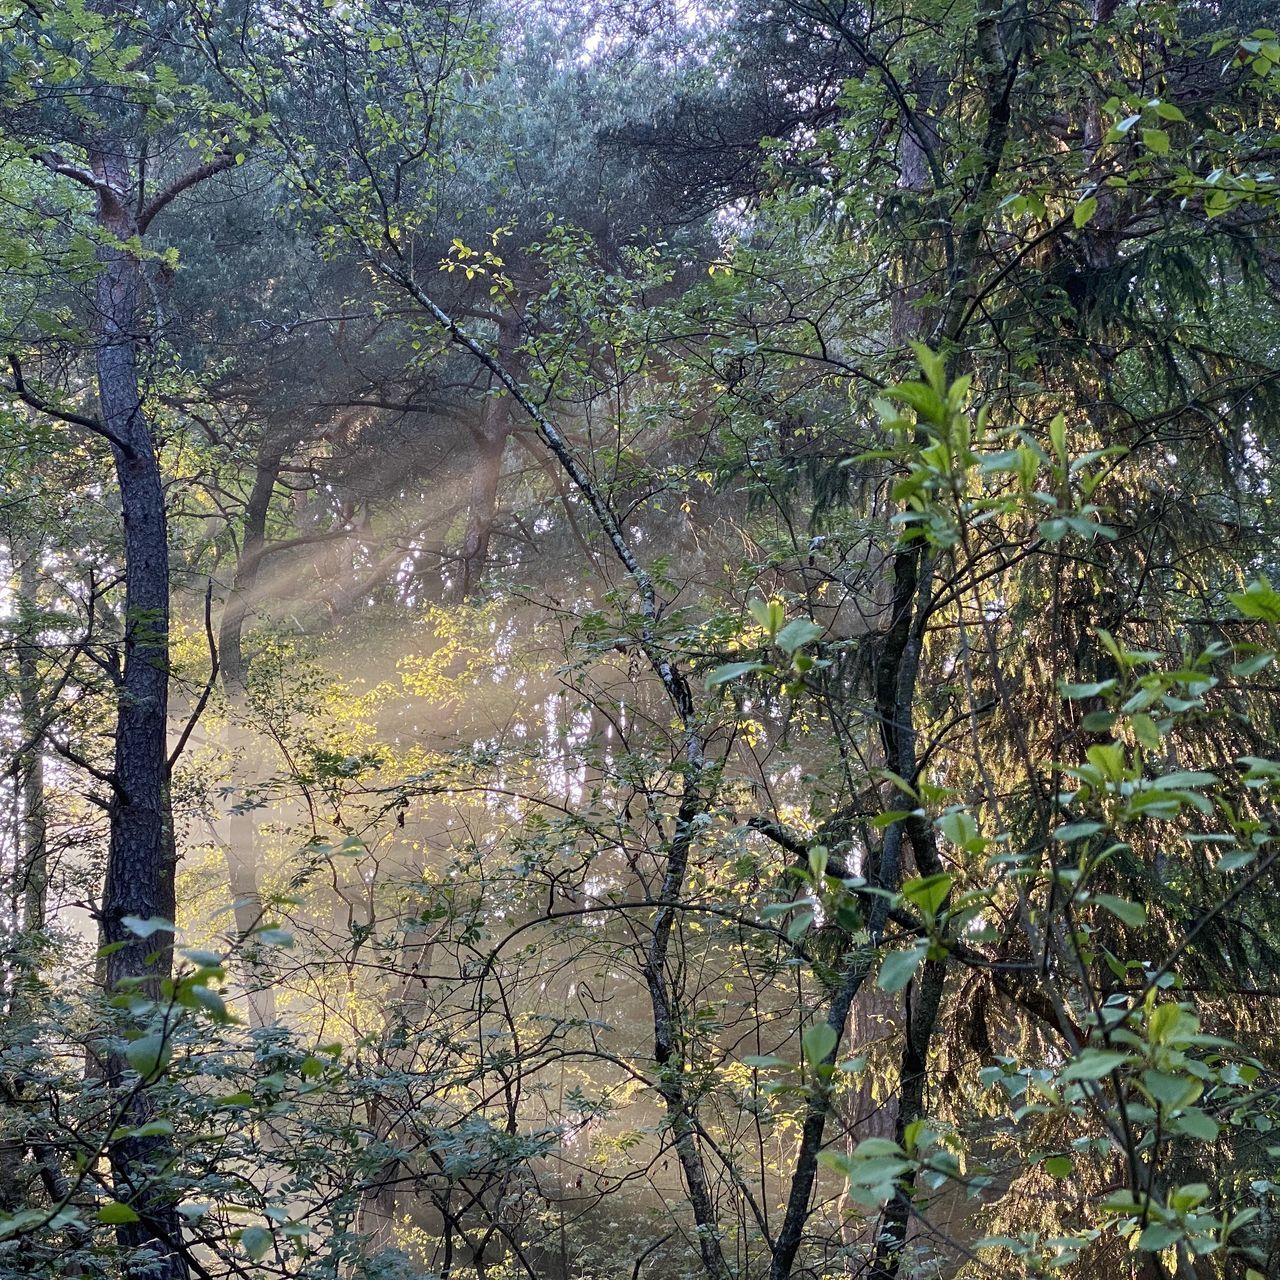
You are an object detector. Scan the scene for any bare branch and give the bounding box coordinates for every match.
[137,152,237,233]
[36,150,125,210]
[168,579,219,771]
[4,355,134,456]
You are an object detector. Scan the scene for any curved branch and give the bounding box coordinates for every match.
[137,152,237,233]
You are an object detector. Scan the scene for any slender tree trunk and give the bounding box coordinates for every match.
[218,444,282,1029]
[0,539,47,1221]
[643,782,731,1280]
[457,312,520,600]
[16,550,48,944]
[91,143,188,1280]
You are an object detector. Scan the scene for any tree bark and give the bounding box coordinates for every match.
[91,143,188,1280]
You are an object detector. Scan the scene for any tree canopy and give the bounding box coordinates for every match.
[1,1,1280,1278]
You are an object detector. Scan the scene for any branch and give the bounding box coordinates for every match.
[168,579,218,771]
[137,152,237,233]
[46,734,120,796]
[4,356,134,454]
[386,266,701,759]
[36,150,125,210]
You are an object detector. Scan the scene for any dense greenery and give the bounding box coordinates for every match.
[1,1,1279,1278]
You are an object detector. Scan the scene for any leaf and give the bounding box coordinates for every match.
[1215,849,1256,873]
[1054,821,1104,842]
[1092,894,1146,928]
[879,943,926,993]
[252,926,294,947]
[803,1022,838,1064]
[124,1033,172,1079]
[938,810,980,851]
[121,916,175,939]
[97,1202,141,1225]
[1230,579,1280,622]
[853,1138,904,1157]
[742,1055,787,1069]
[130,1120,175,1138]
[0,1209,47,1241]
[1137,1223,1181,1251]
[1061,1049,1133,1081]
[1143,1070,1195,1110]
[240,1226,273,1260]
[902,873,953,918]
[1073,196,1098,228]
[1060,679,1116,698]
[1142,127,1169,155]
[705,661,765,689]
[192,984,232,1022]
[1174,1108,1219,1141]
[775,618,823,654]
[1042,1155,1073,1178]
[1149,770,1217,789]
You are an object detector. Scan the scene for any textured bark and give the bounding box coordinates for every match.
[0,544,46,1226]
[87,141,189,1280]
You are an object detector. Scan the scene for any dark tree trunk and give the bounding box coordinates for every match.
[218,443,283,691]
[91,144,189,1280]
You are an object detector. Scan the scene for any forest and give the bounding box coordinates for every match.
[1,0,1279,1278]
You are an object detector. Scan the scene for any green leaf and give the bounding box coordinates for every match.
[742,1055,787,1069]
[191,984,232,1022]
[124,1033,172,1079]
[879,943,926,993]
[1061,1049,1133,1081]
[705,661,765,689]
[97,1202,141,1225]
[1137,1223,1181,1251]
[252,926,294,947]
[1073,196,1098,228]
[1142,127,1169,154]
[902,873,953,918]
[775,618,823,654]
[1143,1070,1195,1110]
[1054,821,1104,842]
[1174,1108,1219,1141]
[1092,894,1146,928]
[803,1022,838,1064]
[1230,579,1280,622]
[1060,679,1116,698]
[1215,849,1256,873]
[853,1138,904,1158]
[240,1226,273,1260]
[1042,1155,1073,1178]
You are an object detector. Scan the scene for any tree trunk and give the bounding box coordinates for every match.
[218,443,282,1030]
[91,143,189,1280]
[456,312,520,600]
[16,549,49,944]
